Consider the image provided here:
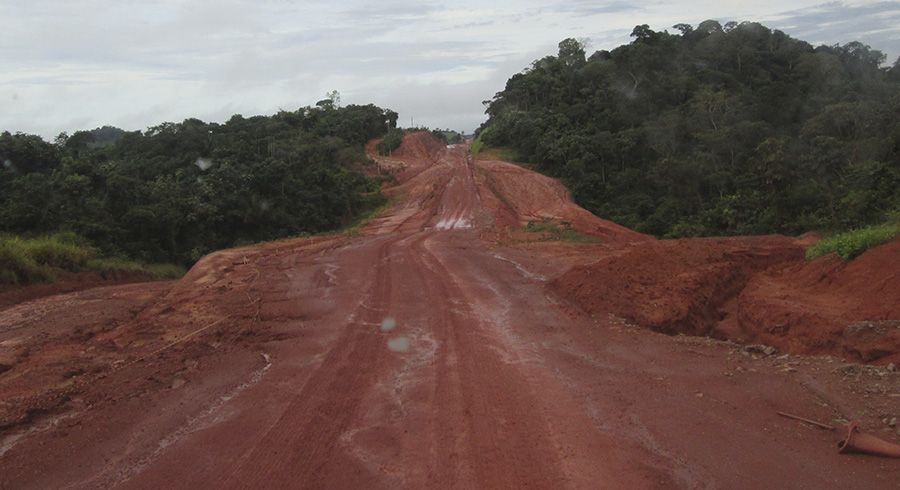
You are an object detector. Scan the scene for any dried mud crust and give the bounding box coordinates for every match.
[0,133,898,489]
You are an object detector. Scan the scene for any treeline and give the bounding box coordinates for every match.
[0,101,399,265]
[479,21,900,237]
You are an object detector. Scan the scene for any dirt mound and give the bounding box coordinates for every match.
[367,131,446,184]
[552,236,804,336]
[736,238,900,363]
[476,158,651,243]
[391,131,445,163]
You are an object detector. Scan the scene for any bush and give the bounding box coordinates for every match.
[0,233,184,285]
[0,236,56,284]
[806,222,900,260]
[376,128,404,155]
[22,234,96,269]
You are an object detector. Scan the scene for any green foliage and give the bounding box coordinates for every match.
[480,23,900,238]
[431,129,464,144]
[0,103,397,265]
[0,233,184,285]
[0,237,54,284]
[86,258,185,279]
[0,233,97,284]
[806,222,900,260]
[470,137,484,156]
[470,126,491,156]
[523,219,600,243]
[377,128,404,155]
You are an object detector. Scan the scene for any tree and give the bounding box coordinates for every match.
[477,22,900,237]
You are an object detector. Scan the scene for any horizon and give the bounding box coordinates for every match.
[3,0,899,139]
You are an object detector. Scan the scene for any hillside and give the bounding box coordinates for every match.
[0,102,398,266]
[478,21,900,238]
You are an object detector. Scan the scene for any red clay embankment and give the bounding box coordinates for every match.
[737,238,900,363]
[551,236,804,336]
[552,236,899,363]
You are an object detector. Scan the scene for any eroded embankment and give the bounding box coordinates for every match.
[551,236,803,336]
[737,238,900,364]
[552,236,900,363]
[474,158,652,243]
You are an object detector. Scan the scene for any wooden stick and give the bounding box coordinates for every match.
[777,411,835,431]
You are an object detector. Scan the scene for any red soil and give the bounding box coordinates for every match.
[0,133,897,489]
[736,239,900,364]
[476,158,651,242]
[0,271,166,312]
[551,236,805,336]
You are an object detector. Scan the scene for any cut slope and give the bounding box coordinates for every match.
[476,158,652,243]
[367,131,446,184]
[736,238,900,363]
[552,236,803,336]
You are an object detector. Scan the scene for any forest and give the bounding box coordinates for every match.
[0,99,398,267]
[478,20,900,237]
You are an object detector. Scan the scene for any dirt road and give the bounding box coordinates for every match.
[1,136,897,488]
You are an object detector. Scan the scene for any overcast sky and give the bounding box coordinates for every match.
[2,1,898,138]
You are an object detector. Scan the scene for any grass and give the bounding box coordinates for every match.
[523,219,601,244]
[806,222,900,260]
[470,141,520,163]
[342,200,392,237]
[0,233,184,285]
[470,136,485,156]
[86,258,186,279]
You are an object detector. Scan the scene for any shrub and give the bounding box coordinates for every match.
[0,237,54,284]
[22,234,96,269]
[376,128,404,155]
[0,233,184,285]
[806,222,900,260]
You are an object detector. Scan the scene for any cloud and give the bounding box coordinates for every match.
[0,0,897,138]
[766,1,900,61]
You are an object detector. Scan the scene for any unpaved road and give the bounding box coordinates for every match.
[1,138,898,488]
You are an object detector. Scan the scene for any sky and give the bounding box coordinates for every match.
[2,1,899,138]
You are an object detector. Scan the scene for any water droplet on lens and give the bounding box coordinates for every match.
[387,336,410,352]
[380,317,396,332]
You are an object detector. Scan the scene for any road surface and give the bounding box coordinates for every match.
[1,138,897,488]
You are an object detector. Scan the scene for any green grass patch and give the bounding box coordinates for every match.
[524,219,601,244]
[470,136,485,156]
[86,258,186,279]
[806,222,900,260]
[471,143,520,163]
[0,238,54,284]
[0,233,96,285]
[0,233,184,285]
[342,199,392,237]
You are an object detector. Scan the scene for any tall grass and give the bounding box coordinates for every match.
[806,222,900,260]
[0,234,94,284]
[0,233,184,285]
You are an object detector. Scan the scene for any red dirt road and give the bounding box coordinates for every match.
[1,135,898,488]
